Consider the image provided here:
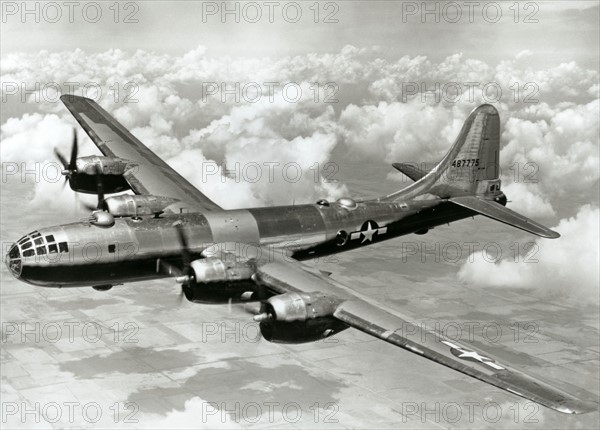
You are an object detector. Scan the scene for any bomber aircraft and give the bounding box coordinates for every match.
[5,95,598,414]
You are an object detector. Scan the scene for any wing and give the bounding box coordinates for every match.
[60,95,221,213]
[223,244,597,414]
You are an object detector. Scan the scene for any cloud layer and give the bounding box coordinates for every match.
[458,205,600,304]
[1,45,598,216]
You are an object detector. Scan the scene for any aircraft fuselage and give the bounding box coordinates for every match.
[6,197,478,288]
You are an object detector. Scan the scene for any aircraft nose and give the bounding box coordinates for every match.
[5,241,22,278]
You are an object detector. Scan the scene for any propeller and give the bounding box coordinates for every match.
[154,221,195,302]
[54,129,78,184]
[82,165,106,212]
[252,302,274,322]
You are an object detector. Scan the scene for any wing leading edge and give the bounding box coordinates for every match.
[60,95,221,213]
[223,244,598,414]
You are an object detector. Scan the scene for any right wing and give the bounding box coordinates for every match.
[61,95,221,213]
[333,300,597,414]
[219,244,598,414]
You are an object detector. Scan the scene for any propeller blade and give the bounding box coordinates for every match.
[173,221,191,268]
[54,148,68,169]
[157,258,183,277]
[93,165,105,210]
[68,129,78,172]
[177,286,185,306]
[82,202,96,212]
[241,301,261,316]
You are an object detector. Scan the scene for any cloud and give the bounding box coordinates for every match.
[501,182,556,218]
[337,99,458,163]
[500,100,599,208]
[1,46,597,216]
[458,205,600,304]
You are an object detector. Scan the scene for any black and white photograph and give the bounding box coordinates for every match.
[1,1,599,428]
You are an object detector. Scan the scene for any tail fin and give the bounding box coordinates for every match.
[384,104,501,200]
[383,104,560,239]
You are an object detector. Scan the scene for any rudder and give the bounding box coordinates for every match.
[383,104,502,201]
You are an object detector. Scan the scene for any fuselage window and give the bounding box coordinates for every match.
[48,244,58,254]
[59,242,69,253]
[108,244,116,253]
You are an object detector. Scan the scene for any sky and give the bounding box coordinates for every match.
[1,1,599,428]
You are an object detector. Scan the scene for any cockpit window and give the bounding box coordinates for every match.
[48,243,58,254]
[31,231,41,238]
[36,246,46,255]
[8,245,19,259]
[34,237,44,246]
[45,235,55,243]
[23,249,34,257]
[22,241,32,250]
[18,237,28,245]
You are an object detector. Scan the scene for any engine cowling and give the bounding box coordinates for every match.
[182,257,258,303]
[256,292,348,343]
[104,195,179,217]
[68,156,136,194]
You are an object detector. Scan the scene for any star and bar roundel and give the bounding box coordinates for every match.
[350,220,388,244]
[442,340,505,371]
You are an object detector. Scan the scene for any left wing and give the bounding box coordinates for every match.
[61,95,221,213]
[222,244,597,414]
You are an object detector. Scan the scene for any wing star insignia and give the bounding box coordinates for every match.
[442,340,505,370]
[349,220,388,243]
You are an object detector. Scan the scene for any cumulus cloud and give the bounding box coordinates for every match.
[501,182,556,218]
[458,205,600,304]
[500,100,599,210]
[1,45,598,215]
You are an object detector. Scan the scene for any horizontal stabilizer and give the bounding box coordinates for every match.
[392,163,430,182]
[450,196,560,239]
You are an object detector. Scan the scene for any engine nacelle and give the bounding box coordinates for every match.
[104,195,179,217]
[257,292,348,343]
[190,257,256,284]
[75,156,137,176]
[181,257,258,304]
[68,156,136,194]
